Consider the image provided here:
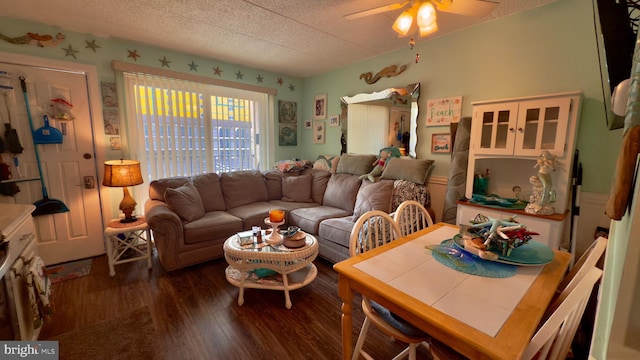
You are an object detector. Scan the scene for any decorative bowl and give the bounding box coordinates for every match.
[460,213,538,257]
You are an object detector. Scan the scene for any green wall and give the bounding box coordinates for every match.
[0,16,303,164]
[301,0,620,194]
[0,0,622,194]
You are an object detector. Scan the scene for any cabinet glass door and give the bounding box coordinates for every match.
[515,98,571,157]
[474,103,518,155]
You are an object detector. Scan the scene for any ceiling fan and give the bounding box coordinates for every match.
[345,0,499,37]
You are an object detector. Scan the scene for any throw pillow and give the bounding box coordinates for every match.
[353,180,394,220]
[281,175,313,202]
[164,182,205,222]
[313,155,340,173]
[322,173,362,212]
[381,158,435,185]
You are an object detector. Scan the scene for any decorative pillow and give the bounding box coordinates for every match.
[353,180,394,220]
[282,175,313,202]
[336,153,377,176]
[313,155,340,173]
[274,159,313,173]
[164,182,205,222]
[381,158,434,185]
[322,173,362,212]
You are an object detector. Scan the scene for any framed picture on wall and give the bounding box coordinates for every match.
[314,93,327,120]
[329,114,340,127]
[313,121,325,144]
[304,119,312,129]
[431,133,451,153]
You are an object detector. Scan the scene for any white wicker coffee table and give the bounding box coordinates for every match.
[223,232,318,309]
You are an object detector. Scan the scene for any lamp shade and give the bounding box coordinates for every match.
[103,160,143,187]
[392,9,414,36]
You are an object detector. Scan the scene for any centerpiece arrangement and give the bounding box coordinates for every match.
[459,214,539,259]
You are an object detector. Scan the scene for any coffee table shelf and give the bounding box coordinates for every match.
[223,233,318,309]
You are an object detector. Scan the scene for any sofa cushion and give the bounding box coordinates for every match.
[336,153,377,176]
[381,158,434,185]
[282,174,313,202]
[191,173,225,211]
[289,206,352,234]
[183,211,243,245]
[322,173,362,213]
[227,201,275,229]
[264,171,284,200]
[304,169,332,204]
[353,179,394,220]
[149,176,189,201]
[221,170,268,209]
[164,182,205,222]
[318,216,356,249]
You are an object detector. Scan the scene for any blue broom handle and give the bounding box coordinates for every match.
[20,76,49,198]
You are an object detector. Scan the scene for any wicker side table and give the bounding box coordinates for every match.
[223,233,318,309]
[104,217,152,276]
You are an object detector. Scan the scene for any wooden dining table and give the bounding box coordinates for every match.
[333,222,571,360]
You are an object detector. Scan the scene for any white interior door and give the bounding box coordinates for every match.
[0,61,104,265]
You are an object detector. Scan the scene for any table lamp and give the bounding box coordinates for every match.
[103,159,144,223]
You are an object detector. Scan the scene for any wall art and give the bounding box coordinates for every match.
[431,133,451,153]
[329,115,340,127]
[314,93,327,120]
[426,96,463,127]
[313,121,325,144]
[304,119,312,129]
[278,100,297,124]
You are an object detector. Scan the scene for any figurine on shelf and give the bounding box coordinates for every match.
[526,150,556,215]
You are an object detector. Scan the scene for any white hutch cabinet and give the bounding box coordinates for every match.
[457,92,582,249]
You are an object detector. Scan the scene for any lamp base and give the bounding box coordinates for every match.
[120,215,138,224]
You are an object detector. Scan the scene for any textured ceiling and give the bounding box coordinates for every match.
[0,0,559,78]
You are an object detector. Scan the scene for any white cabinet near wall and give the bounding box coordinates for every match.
[457,92,581,249]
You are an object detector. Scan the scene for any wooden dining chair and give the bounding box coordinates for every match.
[429,267,604,360]
[393,200,434,237]
[541,236,608,320]
[349,210,431,360]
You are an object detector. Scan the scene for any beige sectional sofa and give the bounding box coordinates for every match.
[144,154,434,271]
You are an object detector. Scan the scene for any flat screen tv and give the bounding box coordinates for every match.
[594,0,636,129]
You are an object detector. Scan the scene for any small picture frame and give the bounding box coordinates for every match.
[431,133,451,153]
[313,121,325,144]
[304,119,312,129]
[314,93,327,120]
[329,114,340,127]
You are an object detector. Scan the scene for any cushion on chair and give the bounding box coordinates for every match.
[370,300,428,338]
[164,182,205,222]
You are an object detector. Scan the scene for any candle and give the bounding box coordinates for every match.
[269,210,285,223]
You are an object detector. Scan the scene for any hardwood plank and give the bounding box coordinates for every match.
[40,253,432,359]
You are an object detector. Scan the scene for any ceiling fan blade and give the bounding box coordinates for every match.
[438,0,499,17]
[344,1,410,20]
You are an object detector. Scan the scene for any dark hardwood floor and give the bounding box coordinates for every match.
[40,252,433,360]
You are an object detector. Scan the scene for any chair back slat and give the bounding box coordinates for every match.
[394,200,434,237]
[523,267,603,360]
[350,210,401,257]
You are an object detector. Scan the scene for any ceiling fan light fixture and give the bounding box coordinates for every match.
[392,9,415,35]
[416,1,437,36]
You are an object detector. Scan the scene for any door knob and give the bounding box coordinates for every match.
[83,153,92,159]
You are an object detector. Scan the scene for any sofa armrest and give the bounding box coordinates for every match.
[144,199,185,271]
